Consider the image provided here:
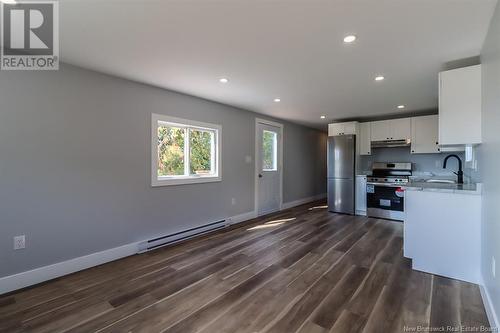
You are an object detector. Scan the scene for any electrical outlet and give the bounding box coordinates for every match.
[492,257,496,278]
[14,235,25,250]
[231,198,236,205]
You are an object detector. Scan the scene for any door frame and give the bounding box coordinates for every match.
[254,118,284,217]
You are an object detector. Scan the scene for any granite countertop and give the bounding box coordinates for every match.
[402,182,482,195]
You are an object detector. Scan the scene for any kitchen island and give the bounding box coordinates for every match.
[402,182,482,284]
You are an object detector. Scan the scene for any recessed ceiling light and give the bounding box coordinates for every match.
[397,105,405,109]
[343,35,356,43]
[320,115,326,119]
[219,78,229,83]
[1,0,17,4]
[375,76,385,81]
[274,98,281,103]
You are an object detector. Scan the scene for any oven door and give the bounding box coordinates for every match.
[366,183,405,221]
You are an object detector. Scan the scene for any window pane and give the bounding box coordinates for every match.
[189,128,215,175]
[157,124,185,176]
[262,130,277,171]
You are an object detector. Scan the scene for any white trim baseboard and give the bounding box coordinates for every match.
[281,193,327,210]
[480,281,500,330]
[0,242,140,295]
[227,211,257,225]
[0,210,256,295]
[0,198,325,296]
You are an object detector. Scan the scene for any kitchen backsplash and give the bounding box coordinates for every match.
[359,147,481,183]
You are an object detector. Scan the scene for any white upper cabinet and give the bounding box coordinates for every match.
[343,122,358,135]
[328,123,344,136]
[328,121,358,136]
[370,119,411,141]
[389,118,411,141]
[370,121,391,141]
[411,115,440,154]
[359,122,371,155]
[439,65,482,146]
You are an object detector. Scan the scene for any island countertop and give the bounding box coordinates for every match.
[402,182,481,195]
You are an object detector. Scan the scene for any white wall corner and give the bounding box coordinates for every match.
[480,281,500,330]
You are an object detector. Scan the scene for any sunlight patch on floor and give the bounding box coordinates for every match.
[247,217,296,231]
[308,205,328,211]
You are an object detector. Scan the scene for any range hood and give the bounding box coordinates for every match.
[371,139,411,148]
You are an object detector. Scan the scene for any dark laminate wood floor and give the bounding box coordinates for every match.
[0,201,491,333]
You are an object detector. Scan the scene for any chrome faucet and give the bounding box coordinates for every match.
[443,154,464,184]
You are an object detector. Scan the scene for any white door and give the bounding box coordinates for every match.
[256,121,282,216]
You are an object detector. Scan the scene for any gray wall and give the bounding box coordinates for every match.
[359,147,480,183]
[480,1,500,323]
[0,64,327,277]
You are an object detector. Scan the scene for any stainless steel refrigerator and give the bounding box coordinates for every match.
[327,135,356,214]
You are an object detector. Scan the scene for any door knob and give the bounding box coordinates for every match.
[258,174,263,178]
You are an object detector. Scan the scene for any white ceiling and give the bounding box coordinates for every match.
[59,0,497,129]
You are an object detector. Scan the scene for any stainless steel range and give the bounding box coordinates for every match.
[366,162,412,221]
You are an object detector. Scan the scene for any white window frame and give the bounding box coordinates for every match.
[151,113,222,187]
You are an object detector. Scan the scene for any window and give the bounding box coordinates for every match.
[152,114,221,186]
[262,130,278,171]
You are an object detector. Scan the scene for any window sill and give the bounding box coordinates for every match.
[152,176,221,187]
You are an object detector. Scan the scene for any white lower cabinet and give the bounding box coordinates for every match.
[404,189,481,283]
[355,176,367,216]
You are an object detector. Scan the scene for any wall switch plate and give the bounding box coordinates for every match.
[14,235,25,250]
[231,198,236,205]
[492,257,496,278]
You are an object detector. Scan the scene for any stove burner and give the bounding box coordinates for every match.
[367,162,412,185]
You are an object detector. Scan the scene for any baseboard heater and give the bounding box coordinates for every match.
[137,219,228,253]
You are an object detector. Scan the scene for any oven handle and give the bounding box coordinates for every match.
[366,182,406,188]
